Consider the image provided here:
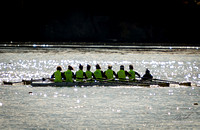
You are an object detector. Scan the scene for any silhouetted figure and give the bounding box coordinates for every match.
[64,65,75,82]
[94,64,105,81]
[128,65,141,80]
[104,65,117,79]
[51,66,65,82]
[142,69,153,80]
[75,64,87,82]
[116,65,130,81]
[85,64,95,79]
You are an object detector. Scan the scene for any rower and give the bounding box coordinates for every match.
[75,64,87,82]
[64,65,74,82]
[104,65,117,80]
[94,64,104,81]
[142,68,153,81]
[128,65,141,81]
[51,66,65,82]
[85,64,94,81]
[116,65,130,81]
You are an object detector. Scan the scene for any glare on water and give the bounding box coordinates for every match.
[0,49,200,85]
[0,48,200,129]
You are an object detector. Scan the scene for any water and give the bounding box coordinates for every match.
[0,47,200,129]
[0,85,200,129]
[1,48,200,84]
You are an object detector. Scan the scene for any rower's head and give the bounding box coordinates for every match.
[87,64,91,70]
[146,68,150,74]
[129,65,133,70]
[68,65,73,70]
[108,65,112,69]
[120,65,124,70]
[79,64,83,70]
[96,64,101,69]
[57,66,62,71]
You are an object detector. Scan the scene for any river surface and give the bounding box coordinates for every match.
[0,47,200,129]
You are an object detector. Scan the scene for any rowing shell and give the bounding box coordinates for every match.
[31,80,172,87]
[3,79,191,87]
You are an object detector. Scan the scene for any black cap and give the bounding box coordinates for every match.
[120,65,124,69]
[146,68,150,73]
[129,65,133,69]
[96,64,101,69]
[108,65,112,69]
[79,64,83,70]
[87,64,91,70]
[68,65,73,70]
[57,66,62,71]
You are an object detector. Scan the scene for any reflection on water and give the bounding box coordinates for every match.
[0,48,200,85]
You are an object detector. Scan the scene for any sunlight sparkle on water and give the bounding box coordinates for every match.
[0,49,200,129]
[0,50,200,86]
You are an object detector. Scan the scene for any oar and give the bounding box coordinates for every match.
[153,79,191,86]
[3,80,32,85]
[153,79,179,84]
[3,78,49,85]
[102,78,116,82]
[85,78,95,82]
[3,81,22,85]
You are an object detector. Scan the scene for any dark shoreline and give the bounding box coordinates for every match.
[1,42,200,54]
[1,41,200,47]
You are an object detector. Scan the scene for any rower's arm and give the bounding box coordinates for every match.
[135,72,141,78]
[103,71,107,79]
[51,73,55,78]
[92,73,95,78]
[113,71,117,77]
[61,72,65,79]
[83,72,87,79]
[125,71,131,76]
[72,72,75,79]
[101,71,106,78]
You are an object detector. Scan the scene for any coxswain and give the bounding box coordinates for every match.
[104,65,117,80]
[94,64,104,81]
[116,65,130,81]
[64,65,74,82]
[75,64,87,82]
[51,66,64,82]
[85,64,94,81]
[142,69,153,81]
[128,65,141,80]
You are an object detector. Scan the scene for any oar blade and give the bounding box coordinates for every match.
[158,82,170,87]
[3,81,13,85]
[179,82,191,86]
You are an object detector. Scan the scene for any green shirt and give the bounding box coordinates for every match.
[105,69,114,79]
[64,69,73,82]
[94,69,102,80]
[76,70,83,82]
[54,70,62,82]
[129,69,135,80]
[117,70,126,81]
[86,70,92,79]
